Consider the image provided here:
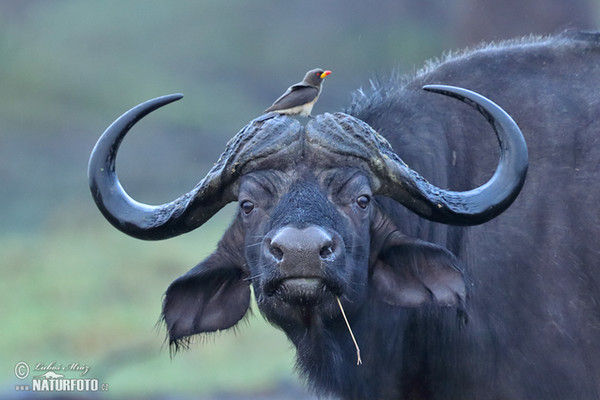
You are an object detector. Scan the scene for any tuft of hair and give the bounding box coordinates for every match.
[346,30,599,121]
[157,307,253,358]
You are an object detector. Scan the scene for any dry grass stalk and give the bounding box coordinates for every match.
[336,296,362,365]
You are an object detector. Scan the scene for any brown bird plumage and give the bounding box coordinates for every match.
[264,68,331,117]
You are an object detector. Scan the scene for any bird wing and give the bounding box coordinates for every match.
[265,85,319,112]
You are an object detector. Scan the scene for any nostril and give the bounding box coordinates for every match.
[269,242,284,261]
[319,241,335,260]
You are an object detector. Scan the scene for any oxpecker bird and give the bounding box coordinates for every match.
[264,68,331,117]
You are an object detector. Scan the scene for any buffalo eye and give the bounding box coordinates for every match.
[356,195,370,209]
[240,200,255,214]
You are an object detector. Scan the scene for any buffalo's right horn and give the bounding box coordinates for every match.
[88,95,301,240]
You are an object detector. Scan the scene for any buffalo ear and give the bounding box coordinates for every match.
[372,232,466,308]
[162,222,251,347]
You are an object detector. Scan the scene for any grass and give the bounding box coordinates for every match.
[0,213,300,398]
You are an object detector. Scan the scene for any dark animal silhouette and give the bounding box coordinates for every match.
[88,31,600,399]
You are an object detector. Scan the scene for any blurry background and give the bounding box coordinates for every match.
[1,1,598,399]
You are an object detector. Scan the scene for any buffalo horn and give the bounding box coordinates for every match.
[373,85,528,225]
[88,94,301,240]
[306,85,528,225]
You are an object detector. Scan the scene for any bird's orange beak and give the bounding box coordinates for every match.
[320,70,332,79]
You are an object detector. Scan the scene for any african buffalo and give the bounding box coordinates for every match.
[89,30,600,399]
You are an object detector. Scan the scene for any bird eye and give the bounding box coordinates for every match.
[240,200,255,214]
[356,195,370,209]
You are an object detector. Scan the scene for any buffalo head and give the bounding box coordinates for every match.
[88,85,527,354]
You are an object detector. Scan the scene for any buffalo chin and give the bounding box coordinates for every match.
[270,277,330,305]
[260,277,343,326]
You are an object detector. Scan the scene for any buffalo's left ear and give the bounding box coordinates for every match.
[162,221,250,348]
[371,231,466,308]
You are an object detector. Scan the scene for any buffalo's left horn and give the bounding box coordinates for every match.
[88,94,301,240]
[379,85,528,225]
[307,86,527,225]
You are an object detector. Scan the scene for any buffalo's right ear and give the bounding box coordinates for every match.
[162,221,250,348]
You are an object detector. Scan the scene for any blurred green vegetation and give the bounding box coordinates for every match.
[1,0,597,398]
[1,209,302,397]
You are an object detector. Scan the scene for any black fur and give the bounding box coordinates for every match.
[163,31,600,399]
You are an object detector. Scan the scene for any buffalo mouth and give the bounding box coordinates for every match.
[265,276,342,305]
